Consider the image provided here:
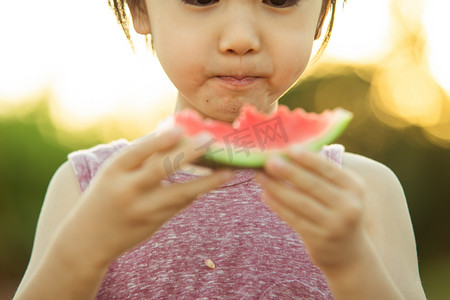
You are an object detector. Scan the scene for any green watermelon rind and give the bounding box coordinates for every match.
[196,109,353,168]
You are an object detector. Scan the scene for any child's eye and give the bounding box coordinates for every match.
[262,0,300,8]
[181,0,219,6]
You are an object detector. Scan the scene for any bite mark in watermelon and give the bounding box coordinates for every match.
[173,105,352,168]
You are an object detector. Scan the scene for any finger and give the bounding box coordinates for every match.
[256,172,331,224]
[287,148,358,189]
[134,133,215,189]
[138,169,234,213]
[261,191,325,240]
[113,127,184,170]
[264,156,340,206]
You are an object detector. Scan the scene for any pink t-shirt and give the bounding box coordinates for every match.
[68,139,344,299]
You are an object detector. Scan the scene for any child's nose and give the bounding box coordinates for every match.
[218,9,261,55]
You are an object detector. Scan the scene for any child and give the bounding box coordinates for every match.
[14,0,426,299]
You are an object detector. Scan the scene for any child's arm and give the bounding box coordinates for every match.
[256,150,426,300]
[333,153,426,300]
[14,129,232,300]
[13,161,106,300]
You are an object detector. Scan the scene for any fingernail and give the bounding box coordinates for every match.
[270,156,287,169]
[168,126,183,137]
[194,132,214,144]
[290,144,303,156]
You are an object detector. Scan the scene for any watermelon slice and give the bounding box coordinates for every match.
[173,105,352,168]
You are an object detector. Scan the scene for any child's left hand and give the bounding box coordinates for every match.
[255,147,368,273]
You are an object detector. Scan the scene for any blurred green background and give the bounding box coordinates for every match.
[1,0,449,299]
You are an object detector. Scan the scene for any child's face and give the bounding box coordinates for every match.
[141,0,322,122]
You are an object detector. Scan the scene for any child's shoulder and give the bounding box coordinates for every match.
[341,152,408,214]
[67,139,130,193]
[342,152,409,230]
[342,152,411,245]
[342,152,401,189]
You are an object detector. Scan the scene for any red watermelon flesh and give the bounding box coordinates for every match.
[173,104,352,168]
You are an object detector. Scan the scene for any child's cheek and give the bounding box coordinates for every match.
[274,34,314,84]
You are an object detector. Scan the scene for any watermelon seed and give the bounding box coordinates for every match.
[205,259,216,269]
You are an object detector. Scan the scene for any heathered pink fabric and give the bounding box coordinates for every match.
[68,140,344,299]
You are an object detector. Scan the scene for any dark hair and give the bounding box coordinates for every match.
[108,0,134,48]
[108,0,345,58]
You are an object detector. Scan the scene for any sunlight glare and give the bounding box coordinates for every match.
[323,0,391,63]
[48,0,177,130]
[0,0,177,133]
[0,0,54,102]
[423,0,450,94]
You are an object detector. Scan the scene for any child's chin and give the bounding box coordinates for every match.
[202,103,243,122]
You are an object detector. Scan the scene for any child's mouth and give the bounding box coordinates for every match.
[216,76,260,88]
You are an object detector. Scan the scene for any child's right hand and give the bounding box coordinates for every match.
[14,127,233,300]
[56,128,232,269]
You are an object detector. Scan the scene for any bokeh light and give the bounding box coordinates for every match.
[321,0,392,63]
[423,0,450,95]
[0,0,176,140]
[367,0,450,148]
